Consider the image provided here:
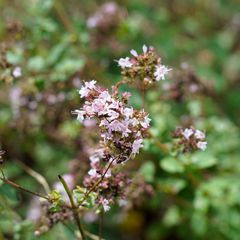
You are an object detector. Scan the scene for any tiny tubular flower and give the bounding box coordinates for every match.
[117,57,133,69]
[154,64,172,81]
[72,110,85,122]
[132,139,144,155]
[195,130,205,139]
[197,141,207,151]
[182,128,194,139]
[12,66,22,78]
[142,44,148,54]
[130,49,138,57]
[85,80,97,89]
[79,80,97,98]
[173,127,207,153]
[88,168,101,178]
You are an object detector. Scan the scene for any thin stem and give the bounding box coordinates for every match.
[141,88,145,109]
[53,1,74,34]
[58,175,86,240]
[0,176,49,201]
[98,210,104,240]
[0,167,6,179]
[16,160,50,194]
[78,157,116,207]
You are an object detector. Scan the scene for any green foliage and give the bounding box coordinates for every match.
[0,0,240,239]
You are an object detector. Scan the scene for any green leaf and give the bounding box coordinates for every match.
[192,152,217,169]
[163,205,181,226]
[0,184,18,202]
[158,178,187,194]
[140,161,155,182]
[160,157,184,173]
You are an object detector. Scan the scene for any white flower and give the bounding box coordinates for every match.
[73,110,85,122]
[117,57,132,69]
[132,139,143,154]
[107,110,119,121]
[90,155,100,164]
[130,49,138,57]
[102,199,110,212]
[87,16,99,28]
[154,64,172,81]
[88,168,101,178]
[99,91,112,102]
[79,80,96,98]
[128,117,139,127]
[142,44,148,54]
[108,100,120,110]
[140,115,151,128]
[105,169,111,178]
[182,128,194,139]
[12,67,22,78]
[123,107,133,119]
[197,141,207,151]
[195,130,205,139]
[79,86,90,98]
[85,80,96,90]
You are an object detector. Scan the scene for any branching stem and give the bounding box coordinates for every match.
[58,175,86,240]
[0,175,49,201]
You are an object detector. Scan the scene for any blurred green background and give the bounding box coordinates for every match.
[0,0,240,239]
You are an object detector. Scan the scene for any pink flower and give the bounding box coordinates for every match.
[140,115,151,128]
[107,110,119,121]
[123,107,133,119]
[99,90,112,102]
[132,139,143,155]
[92,99,107,113]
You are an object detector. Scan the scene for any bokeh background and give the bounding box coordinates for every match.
[0,0,240,239]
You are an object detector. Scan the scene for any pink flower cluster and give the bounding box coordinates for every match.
[173,127,207,152]
[73,80,150,163]
[117,45,171,87]
[73,80,151,211]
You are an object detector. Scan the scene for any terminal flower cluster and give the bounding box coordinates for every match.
[73,80,150,164]
[173,127,207,152]
[117,45,171,88]
[73,80,151,211]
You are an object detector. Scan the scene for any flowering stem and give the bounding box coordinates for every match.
[141,89,145,109]
[58,175,86,240]
[0,175,49,201]
[78,157,116,207]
